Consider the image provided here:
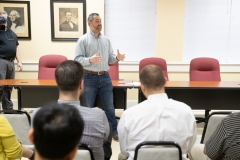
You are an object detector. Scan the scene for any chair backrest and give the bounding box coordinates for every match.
[139,58,169,80]
[201,111,234,144]
[73,144,94,160]
[0,110,31,145]
[38,54,67,80]
[108,62,119,80]
[190,57,221,81]
[134,141,182,160]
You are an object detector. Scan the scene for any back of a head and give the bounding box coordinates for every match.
[33,102,84,160]
[55,60,83,92]
[139,65,166,90]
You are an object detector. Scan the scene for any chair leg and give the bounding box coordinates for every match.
[196,110,211,124]
[205,110,210,118]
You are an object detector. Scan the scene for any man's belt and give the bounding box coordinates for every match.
[84,69,107,75]
[0,57,15,61]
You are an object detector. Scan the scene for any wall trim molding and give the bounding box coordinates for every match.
[17,62,240,73]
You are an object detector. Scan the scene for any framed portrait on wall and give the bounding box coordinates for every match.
[50,0,86,41]
[0,1,31,39]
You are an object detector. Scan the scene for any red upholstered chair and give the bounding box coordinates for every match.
[190,57,221,123]
[190,57,221,81]
[139,57,168,80]
[108,62,119,80]
[38,54,67,80]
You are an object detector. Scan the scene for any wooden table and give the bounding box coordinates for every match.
[0,79,18,85]
[3,79,239,113]
[138,81,240,112]
[6,79,134,110]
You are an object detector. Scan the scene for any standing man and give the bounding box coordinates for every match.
[0,10,22,110]
[59,11,78,31]
[75,13,125,141]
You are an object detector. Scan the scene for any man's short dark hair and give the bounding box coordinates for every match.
[139,65,166,90]
[55,60,83,92]
[33,102,84,159]
[88,13,99,22]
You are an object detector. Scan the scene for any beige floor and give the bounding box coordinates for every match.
[22,110,203,160]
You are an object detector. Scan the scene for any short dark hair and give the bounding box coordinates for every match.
[33,102,84,159]
[88,13,99,22]
[55,60,83,92]
[139,65,166,90]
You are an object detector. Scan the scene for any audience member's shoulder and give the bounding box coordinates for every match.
[0,115,7,122]
[223,112,240,121]
[0,115,14,134]
[123,100,148,113]
[81,105,105,114]
[169,98,192,111]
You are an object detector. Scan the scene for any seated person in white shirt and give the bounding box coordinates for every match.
[118,64,197,160]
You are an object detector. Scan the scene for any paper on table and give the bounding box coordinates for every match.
[127,82,140,86]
